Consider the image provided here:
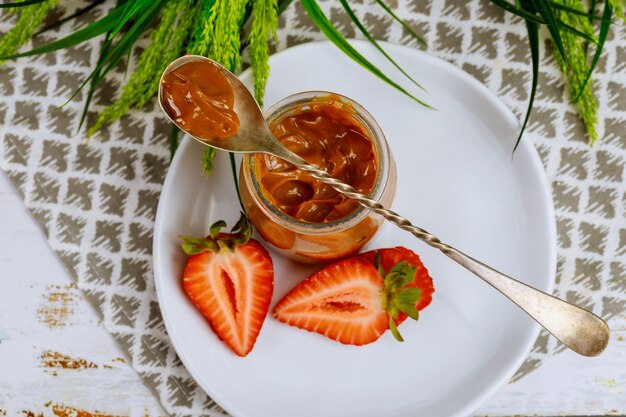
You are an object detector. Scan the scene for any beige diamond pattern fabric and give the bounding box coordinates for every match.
[0,1,624,416]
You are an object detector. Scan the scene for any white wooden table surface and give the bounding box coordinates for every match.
[0,171,624,417]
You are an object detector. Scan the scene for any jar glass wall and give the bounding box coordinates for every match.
[240,91,396,263]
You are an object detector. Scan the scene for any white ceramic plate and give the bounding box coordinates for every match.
[153,41,556,417]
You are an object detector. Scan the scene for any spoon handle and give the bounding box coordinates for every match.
[276,150,610,357]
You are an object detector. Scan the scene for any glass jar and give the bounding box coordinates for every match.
[240,91,396,263]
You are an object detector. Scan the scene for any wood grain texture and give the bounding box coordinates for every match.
[0,173,165,417]
[0,173,624,416]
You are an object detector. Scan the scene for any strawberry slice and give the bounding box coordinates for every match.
[274,257,387,345]
[273,247,434,345]
[180,216,274,357]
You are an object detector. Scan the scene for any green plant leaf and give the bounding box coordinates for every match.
[556,17,597,43]
[496,0,607,22]
[530,0,568,67]
[373,0,426,46]
[607,0,624,21]
[514,7,540,153]
[187,0,217,56]
[108,0,152,40]
[170,124,180,161]
[575,0,611,101]
[338,0,425,91]
[549,0,607,21]
[277,0,294,14]
[229,152,244,210]
[89,0,198,135]
[300,0,432,109]
[188,0,247,69]
[76,0,128,132]
[249,0,278,106]
[489,0,546,24]
[35,0,106,35]
[61,0,163,109]
[202,147,217,177]
[0,0,60,61]
[552,0,599,145]
[240,0,290,51]
[0,0,48,8]
[589,0,597,18]
[0,5,124,60]
[77,23,116,131]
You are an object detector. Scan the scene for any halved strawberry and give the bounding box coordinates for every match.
[180,215,274,357]
[273,247,434,345]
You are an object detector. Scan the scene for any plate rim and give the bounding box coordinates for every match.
[153,39,557,417]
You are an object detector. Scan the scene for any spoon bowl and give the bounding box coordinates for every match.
[158,55,280,156]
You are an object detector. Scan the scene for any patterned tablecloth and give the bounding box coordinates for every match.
[0,0,624,416]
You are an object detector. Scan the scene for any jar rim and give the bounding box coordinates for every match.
[242,91,390,235]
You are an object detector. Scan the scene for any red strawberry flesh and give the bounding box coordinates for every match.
[183,237,274,357]
[273,246,434,345]
[273,257,388,346]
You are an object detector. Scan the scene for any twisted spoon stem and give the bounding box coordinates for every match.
[276,148,610,357]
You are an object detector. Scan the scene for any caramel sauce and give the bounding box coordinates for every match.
[256,96,377,223]
[161,59,240,139]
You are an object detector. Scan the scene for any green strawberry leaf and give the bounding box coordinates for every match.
[389,260,409,274]
[389,316,404,342]
[396,288,422,303]
[181,243,209,255]
[178,235,211,245]
[379,257,424,340]
[375,252,386,276]
[397,302,420,320]
[384,261,415,290]
[398,267,416,288]
[210,220,227,238]
[179,235,219,254]
[180,214,254,255]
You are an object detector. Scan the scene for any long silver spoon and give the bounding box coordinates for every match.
[158,55,610,357]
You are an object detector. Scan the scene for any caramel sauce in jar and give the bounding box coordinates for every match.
[256,96,377,223]
[240,92,396,263]
[160,59,240,139]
